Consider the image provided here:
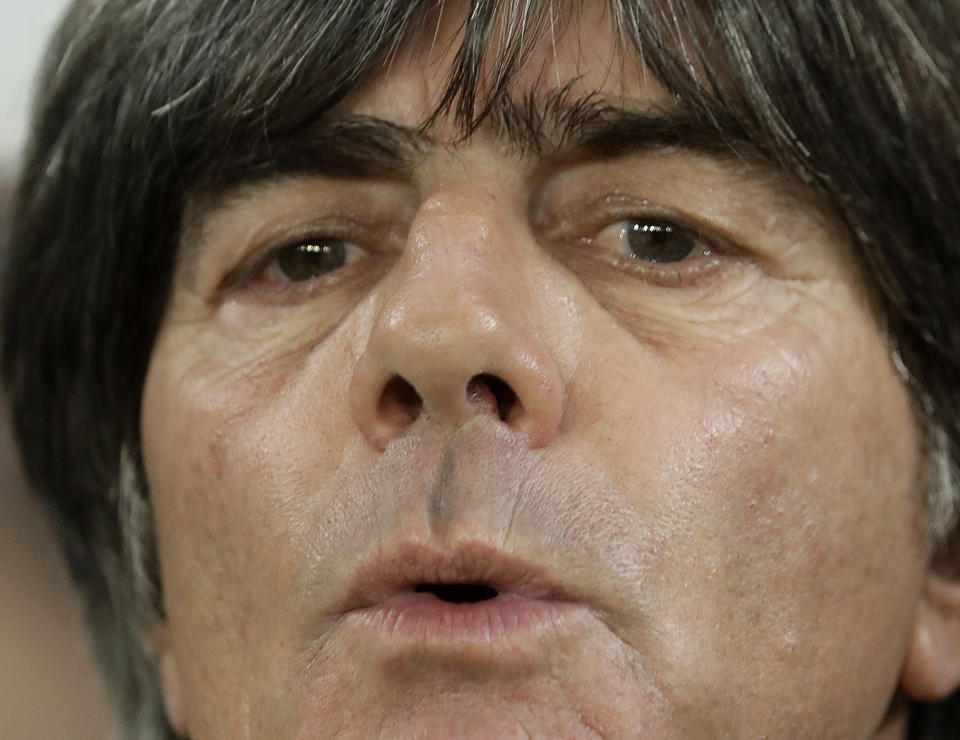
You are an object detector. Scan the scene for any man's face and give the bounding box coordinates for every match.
[142,5,929,738]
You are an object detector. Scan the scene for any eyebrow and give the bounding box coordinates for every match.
[489,87,755,161]
[203,90,760,187]
[206,116,434,185]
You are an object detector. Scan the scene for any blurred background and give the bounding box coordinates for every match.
[2,0,118,736]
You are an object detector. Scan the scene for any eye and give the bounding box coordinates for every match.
[261,238,363,282]
[597,219,707,264]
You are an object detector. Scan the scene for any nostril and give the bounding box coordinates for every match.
[414,582,500,603]
[378,376,423,427]
[468,373,518,422]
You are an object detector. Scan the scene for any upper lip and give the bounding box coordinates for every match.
[338,540,575,613]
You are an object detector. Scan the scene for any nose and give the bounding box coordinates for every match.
[350,191,565,451]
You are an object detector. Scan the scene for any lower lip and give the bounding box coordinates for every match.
[341,592,582,644]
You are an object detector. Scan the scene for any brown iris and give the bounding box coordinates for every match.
[276,239,348,281]
[624,221,698,264]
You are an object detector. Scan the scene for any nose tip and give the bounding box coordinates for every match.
[349,320,565,451]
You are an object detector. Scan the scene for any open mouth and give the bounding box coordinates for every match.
[414,582,499,603]
[336,543,583,644]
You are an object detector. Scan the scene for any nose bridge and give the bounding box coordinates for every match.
[349,187,565,450]
[391,192,523,363]
[403,191,511,329]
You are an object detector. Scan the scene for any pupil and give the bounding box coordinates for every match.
[277,240,346,281]
[627,222,695,264]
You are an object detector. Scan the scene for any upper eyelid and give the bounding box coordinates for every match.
[536,191,695,231]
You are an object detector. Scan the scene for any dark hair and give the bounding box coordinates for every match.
[1,1,958,737]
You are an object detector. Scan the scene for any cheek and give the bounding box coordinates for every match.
[144,338,352,578]
[576,290,926,733]
[140,325,362,733]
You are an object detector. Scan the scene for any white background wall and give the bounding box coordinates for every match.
[1,0,71,168]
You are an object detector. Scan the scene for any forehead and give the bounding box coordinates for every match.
[341,0,672,131]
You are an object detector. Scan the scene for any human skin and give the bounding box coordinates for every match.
[141,4,947,738]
